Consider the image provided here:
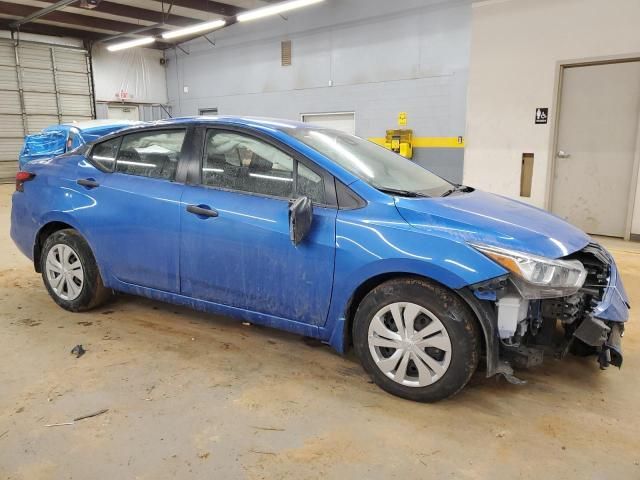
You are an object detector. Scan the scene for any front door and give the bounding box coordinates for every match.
[180,128,336,326]
[552,61,640,237]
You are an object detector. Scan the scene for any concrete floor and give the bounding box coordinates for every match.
[0,183,639,479]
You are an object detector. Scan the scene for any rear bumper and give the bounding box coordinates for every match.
[10,191,36,261]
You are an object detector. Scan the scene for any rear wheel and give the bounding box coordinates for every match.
[353,278,480,402]
[40,229,111,312]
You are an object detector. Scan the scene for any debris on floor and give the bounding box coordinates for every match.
[73,408,109,422]
[44,408,109,427]
[249,450,277,456]
[70,344,86,358]
[250,425,285,432]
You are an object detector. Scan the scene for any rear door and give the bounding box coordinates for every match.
[179,127,337,326]
[78,127,191,292]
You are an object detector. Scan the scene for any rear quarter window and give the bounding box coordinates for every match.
[90,137,121,171]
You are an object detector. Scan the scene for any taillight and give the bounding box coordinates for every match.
[16,171,35,192]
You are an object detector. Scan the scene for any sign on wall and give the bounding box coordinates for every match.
[535,108,548,124]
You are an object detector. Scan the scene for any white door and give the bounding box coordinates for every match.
[551,61,640,237]
[301,112,355,135]
[107,104,140,121]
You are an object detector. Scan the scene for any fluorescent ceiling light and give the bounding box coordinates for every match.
[237,0,324,22]
[107,36,155,52]
[162,19,226,40]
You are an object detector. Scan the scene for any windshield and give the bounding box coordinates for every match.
[287,127,453,197]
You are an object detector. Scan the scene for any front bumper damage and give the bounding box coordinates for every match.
[465,243,630,380]
[573,254,628,368]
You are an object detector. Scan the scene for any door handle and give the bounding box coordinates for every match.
[186,204,219,218]
[77,178,100,188]
[557,150,571,159]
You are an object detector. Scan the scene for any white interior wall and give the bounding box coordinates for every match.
[92,44,167,104]
[464,0,640,232]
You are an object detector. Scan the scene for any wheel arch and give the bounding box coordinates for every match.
[34,221,76,272]
[33,220,101,280]
[336,272,498,376]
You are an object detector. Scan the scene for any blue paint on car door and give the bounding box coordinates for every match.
[96,172,184,292]
[72,127,187,293]
[180,185,337,326]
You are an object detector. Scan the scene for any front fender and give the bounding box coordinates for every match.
[322,206,508,350]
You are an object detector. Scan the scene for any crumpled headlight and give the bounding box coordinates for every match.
[472,244,587,299]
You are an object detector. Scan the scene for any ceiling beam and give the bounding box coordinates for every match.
[9,0,78,28]
[0,1,166,34]
[150,0,243,17]
[35,0,209,28]
[0,18,107,40]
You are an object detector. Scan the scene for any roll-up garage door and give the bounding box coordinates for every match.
[0,40,94,181]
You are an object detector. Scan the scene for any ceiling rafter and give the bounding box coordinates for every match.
[0,1,168,35]
[8,0,77,28]
[0,18,108,40]
[0,0,283,45]
[149,0,243,17]
[34,0,210,28]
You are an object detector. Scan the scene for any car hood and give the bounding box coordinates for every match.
[394,190,591,259]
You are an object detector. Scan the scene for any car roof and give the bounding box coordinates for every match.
[43,119,140,134]
[110,116,316,135]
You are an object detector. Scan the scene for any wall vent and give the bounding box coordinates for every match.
[281,40,292,66]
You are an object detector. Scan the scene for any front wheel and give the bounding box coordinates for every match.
[353,278,480,402]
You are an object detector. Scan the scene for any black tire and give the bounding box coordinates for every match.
[40,229,111,312]
[353,278,480,402]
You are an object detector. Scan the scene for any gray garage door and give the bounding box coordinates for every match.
[0,40,94,181]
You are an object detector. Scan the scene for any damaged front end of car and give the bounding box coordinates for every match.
[466,242,629,382]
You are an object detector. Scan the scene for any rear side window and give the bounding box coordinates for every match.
[115,129,186,180]
[90,137,120,171]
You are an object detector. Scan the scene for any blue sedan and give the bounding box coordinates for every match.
[10,117,629,402]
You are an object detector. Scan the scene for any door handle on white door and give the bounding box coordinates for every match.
[557,150,571,158]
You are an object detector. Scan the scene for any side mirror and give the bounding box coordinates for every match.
[289,196,313,245]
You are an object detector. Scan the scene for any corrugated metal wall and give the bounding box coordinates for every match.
[0,40,93,181]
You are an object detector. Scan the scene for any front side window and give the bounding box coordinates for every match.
[115,129,186,180]
[298,162,324,203]
[90,137,120,171]
[203,130,295,198]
